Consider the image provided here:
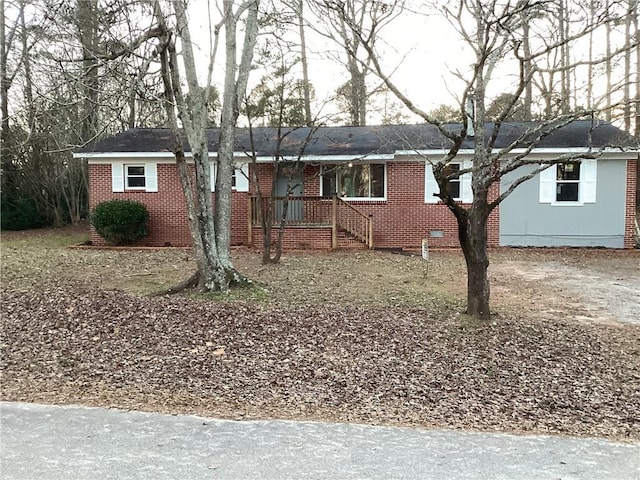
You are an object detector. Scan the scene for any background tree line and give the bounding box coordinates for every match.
[1,0,638,231]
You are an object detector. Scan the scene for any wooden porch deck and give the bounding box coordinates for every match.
[248,195,373,249]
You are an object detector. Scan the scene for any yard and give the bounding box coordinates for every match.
[1,226,639,440]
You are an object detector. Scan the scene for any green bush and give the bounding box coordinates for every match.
[1,196,47,231]
[90,200,149,245]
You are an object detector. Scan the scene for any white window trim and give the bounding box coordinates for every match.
[111,161,157,193]
[210,162,250,192]
[320,163,387,201]
[538,159,597,206]
[125,164,147,190]
[424,160,473,204]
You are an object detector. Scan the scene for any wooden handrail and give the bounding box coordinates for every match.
[334,195,374,249]
[250,196,333,226]
[249,195,373,249]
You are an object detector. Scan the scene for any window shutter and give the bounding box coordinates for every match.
[235,163,249,192]
[538,164,555,203]
[210,162,217,192]
[582,159,597,203]
[461,160,473,203]
[111,162,124,192]
[145,162,158,192]
[424,163,440,203]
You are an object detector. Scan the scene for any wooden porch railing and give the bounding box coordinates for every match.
[332,196,374,249]
[249,195,373,249]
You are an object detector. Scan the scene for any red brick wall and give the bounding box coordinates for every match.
[88,160,498,249]
[624,158,638,248]
[89,163,248,247]
[89,157,634,250]
[249,161,498,249]
[251,226,332,250]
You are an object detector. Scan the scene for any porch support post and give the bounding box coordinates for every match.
[331,193,338,249]
[247,194,252,247]
[368,214,374,249]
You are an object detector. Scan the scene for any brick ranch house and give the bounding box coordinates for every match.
[75,121,638,250]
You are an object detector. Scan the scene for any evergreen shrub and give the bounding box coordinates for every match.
[1,196,47,230]
[90,200,149,245]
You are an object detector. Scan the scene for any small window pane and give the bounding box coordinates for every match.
[322,172,334,197]
[127,176,145,188]
[370,164,385,197]
[337,166,360,197]
[442,163,461,199]
[448,181,461,199]
[556,182,579,201]
[126,165,145,188]
[324,163,385,199]
[557,162,580,181]
[443,163,460,176]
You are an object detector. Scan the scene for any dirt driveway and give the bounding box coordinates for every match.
[490,250,640,325]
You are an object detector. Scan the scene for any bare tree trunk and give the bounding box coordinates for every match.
[624,0,634,132]
[261,161,279,264]
[216,0,237,262]
[154,0,259,293]
[216,0,259,271]
[261,194,274,264]
[522,20,533,121]
[606,0,613,121]
[463,62,491,319]
[559,0,571,114]
[587,0,595,110]
[76,0,100,143]
[0,0,10,143]
[457,205,491,319]
[635,1,640,136]
[297,0,313,126]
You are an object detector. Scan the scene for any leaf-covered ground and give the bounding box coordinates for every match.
[1,227,639,440]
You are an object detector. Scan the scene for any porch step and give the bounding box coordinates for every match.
[337,230,368,250]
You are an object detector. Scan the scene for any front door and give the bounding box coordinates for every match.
[275,163,304,222]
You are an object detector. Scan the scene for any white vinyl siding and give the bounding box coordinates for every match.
[424,160,472,203]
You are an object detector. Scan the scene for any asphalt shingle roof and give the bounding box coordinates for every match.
[81,121,638,156]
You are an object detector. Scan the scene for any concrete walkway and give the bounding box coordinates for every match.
[1,402,638,480]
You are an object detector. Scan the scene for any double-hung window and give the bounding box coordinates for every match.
[125,165,146,189]
[425,160,472,203]
[442,163,461,199]
[322,163,386,199]
[539,159,597,205]
[555,162,580,202]
[210,162,249,192]
[111,161,157,192]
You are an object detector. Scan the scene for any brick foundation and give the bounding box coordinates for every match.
[251,226,333,250]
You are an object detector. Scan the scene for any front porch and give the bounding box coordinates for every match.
[248,195,374,250]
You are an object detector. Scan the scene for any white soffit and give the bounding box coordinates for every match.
[396,147,637,156]
[252,154,394,163]
[77,148,636,163]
